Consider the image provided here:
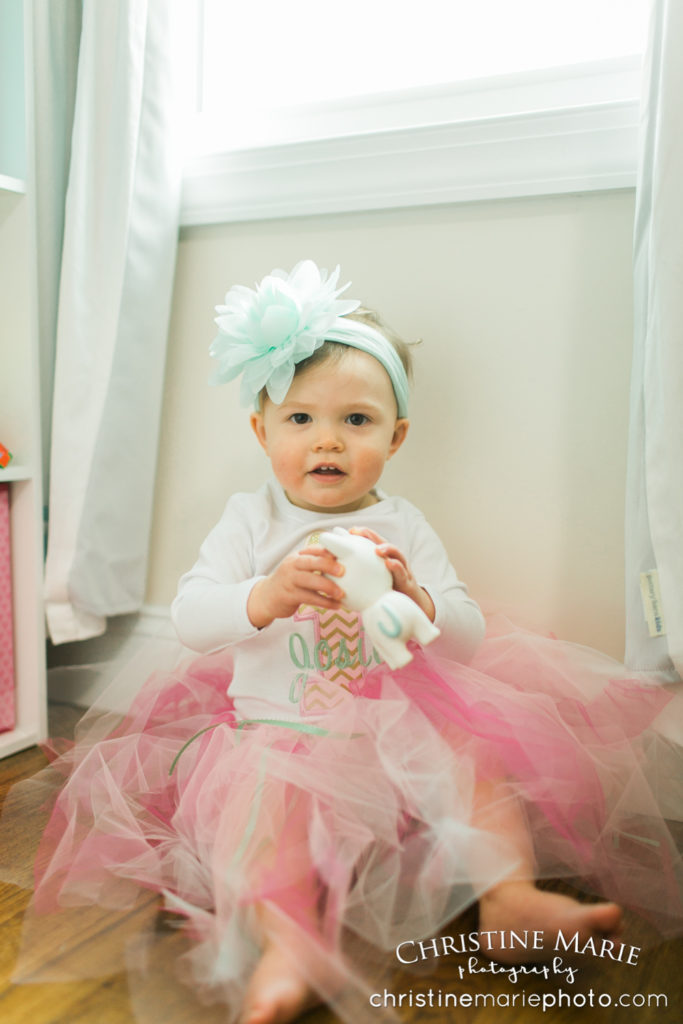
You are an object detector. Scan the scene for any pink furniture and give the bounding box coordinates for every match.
[0,484,15,732]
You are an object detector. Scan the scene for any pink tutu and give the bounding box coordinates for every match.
[2,616,683,1022]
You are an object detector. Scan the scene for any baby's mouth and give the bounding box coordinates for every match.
[310,464,346,478]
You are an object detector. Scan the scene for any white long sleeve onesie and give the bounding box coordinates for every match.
[172,479,485,721]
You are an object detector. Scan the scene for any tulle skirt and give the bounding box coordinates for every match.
[2,615,683,1022]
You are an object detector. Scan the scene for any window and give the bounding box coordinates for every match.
[181,0,651,225]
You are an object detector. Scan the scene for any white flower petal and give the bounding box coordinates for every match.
[288,260,322,293]
[210,260,362,404]
[259,304,300,348]
[333,298,360,317]
[266,362,296,404]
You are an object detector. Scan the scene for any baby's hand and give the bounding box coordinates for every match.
[247,544,346,629]
[349,528,436,623]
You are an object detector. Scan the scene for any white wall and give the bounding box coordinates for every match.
[146,189,635,659]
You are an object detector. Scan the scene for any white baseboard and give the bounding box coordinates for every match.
[47,604,178,708]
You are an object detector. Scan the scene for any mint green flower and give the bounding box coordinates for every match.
[210,260,359,405]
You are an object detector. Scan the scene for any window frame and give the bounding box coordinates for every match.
[180,52,643,227]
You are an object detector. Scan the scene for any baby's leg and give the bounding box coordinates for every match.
[472,780,622,963]
[240,901,321,1024]
[238,795,337,1024]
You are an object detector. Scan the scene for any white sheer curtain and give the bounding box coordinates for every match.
[625,0,683,679]
[29,0,182,644]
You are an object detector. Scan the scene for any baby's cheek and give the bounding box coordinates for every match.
[358,448,387,476]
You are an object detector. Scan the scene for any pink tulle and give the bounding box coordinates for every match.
[2,617,683,1022]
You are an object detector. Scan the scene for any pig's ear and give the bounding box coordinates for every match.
[319,531,347,558]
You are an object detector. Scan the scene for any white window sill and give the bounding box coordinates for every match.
[180,58,641,226]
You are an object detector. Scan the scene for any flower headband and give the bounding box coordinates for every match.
[209,260,409,417]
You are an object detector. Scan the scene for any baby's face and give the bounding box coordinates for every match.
[250,349,408,514]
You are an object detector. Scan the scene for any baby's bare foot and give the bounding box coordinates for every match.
[240,942,320,1024]
[478,881,622,964]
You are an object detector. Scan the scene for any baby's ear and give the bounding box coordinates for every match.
[250,412,268,453]
[389,418,409,458]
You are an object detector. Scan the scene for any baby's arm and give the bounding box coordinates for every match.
[351,519,485,664]
[349,527,436,622]
[171,493,271,652]
[246,545,345,629]
[172,494,347,650]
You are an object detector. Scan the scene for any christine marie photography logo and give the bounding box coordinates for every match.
[368,928,671,1012]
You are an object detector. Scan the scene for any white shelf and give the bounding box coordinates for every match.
[0,174,26,195]
[0,190,47,759]
[0,725,42,760]
[0,463,32,482]
[0,0,44,760]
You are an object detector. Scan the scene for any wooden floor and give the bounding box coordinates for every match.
[1,703,682,1023]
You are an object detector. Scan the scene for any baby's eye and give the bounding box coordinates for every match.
[289,413,311,425]
[346,413,369,426]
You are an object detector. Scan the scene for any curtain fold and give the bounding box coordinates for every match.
[30,0,182,644]
[625,0,683,679]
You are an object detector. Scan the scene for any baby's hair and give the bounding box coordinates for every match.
[257,307,417,411]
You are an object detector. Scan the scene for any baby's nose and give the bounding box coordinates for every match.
[313,425,343,450]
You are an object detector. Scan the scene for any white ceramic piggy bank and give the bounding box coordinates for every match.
[319,528,440,670]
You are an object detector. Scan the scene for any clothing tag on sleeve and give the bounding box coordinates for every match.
[639,570,666,638]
